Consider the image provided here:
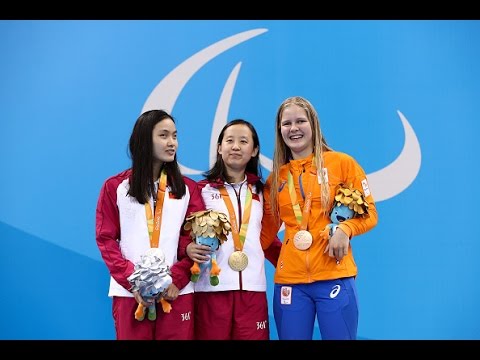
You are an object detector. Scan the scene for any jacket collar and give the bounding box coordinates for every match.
[209,172,260,188]
[288,153,314,172]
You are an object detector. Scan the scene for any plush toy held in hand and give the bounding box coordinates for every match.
[127,247,172,321]
[183,209,231,286]
[319,183,370,241]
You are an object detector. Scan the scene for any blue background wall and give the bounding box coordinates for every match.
[1,20,479,340]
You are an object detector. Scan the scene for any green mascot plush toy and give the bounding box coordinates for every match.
[319,183,369,241]
[183,210,232,286]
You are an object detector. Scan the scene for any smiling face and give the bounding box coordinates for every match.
[217,123,259,176]
[330,204,355,224]
[152,118,177,165]
[279,104,313,159]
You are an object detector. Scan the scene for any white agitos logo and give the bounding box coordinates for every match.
[142,29,421,202]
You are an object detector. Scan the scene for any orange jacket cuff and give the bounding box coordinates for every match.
[338,224,352,239]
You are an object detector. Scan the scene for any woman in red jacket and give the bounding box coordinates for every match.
[186,119,281,340]
[96,110,205,340]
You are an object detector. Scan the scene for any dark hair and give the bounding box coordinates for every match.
[203,119,263,192]
[127,109,186,203]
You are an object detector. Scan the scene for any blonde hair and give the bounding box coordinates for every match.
[270,96,332,220]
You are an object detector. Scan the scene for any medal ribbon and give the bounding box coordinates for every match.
[144,169,167,248]
[287,158,317,231]
[218,184,253,251]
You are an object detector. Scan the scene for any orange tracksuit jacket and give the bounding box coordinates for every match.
[261,151,378,284]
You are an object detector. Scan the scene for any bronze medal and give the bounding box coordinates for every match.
[293,230,313,250]
[228,251,249,271]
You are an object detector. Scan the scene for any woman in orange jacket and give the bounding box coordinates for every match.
[261,96,378,340]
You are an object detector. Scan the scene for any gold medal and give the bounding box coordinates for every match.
[293,230,313,250]
[228,251,249,271]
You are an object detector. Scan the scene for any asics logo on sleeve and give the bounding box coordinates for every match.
[329,285,341,298]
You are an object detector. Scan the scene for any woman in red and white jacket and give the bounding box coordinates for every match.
[95,110,205,340]
[186,119,281,340]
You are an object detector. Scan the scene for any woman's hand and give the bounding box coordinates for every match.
[133,290,153,307]
[186,242,212,262]
[324,227,349,262]
[162,283,179,301]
